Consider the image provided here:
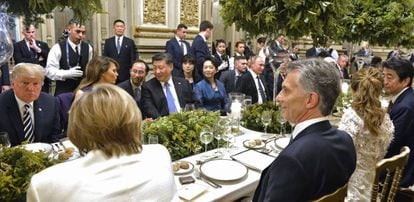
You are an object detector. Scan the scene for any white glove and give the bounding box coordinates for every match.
[218,62,228,71]
[62,66,83,79]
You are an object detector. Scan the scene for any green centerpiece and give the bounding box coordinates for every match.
[0,146,59,201]
[143,110,220,161]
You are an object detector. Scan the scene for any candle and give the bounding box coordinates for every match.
[341,82,349,95]
[230,101,242,119]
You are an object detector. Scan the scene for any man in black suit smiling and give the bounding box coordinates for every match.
[103,19,137,83]
[141,53,195,119]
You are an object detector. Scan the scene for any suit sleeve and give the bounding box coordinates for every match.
[130,38,137,61]
[13,42,37,64]
[387,106,414,156]
[140,83,161,119]
[102,39,109,57]
[50,98,62,142]
[38,41,50,60]
[193,84,204,107]
[1,63,10,86]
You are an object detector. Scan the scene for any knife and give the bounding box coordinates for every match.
[194,167,222,188]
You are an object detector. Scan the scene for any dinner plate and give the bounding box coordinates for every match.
[23,143,53,155]
[173,161,194,175]
[274,137,290,149]
[200,159,247,181]
[243,139,265,149]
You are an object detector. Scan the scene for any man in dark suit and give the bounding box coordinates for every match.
[191,20,213,78]
[103,19,137,83]
[0,63,61,146]
[235,56,271,104]
[253,59,356,201]
[1,63,10,92]
[383,57,414,187]
[141,53,195,119]
[165,24,191,77]
[117,59,148,104]
[219,56,247,93]
[13,24,50,92]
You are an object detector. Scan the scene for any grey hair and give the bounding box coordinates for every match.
[11,63,45,82]
[286,58,340,116]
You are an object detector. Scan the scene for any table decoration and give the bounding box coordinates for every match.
[0,145,60,201]
[143,110,221,160]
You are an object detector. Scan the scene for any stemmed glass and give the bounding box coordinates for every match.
[200,130,213,153]
[277,112,287,137]
[0,132,11,148]
[184,103,196,111]
[214,117,229,156]
[261,111,272,138]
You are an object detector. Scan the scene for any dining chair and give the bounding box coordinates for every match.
[311,183,348,202]
[371,146,410,202]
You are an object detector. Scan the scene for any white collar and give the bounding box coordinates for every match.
[175,36,183,42]
[249,69,259,78]
[291,117,329,140]
[199,34,207,42]
[14,94,34,110]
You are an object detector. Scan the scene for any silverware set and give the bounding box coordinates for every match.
[193,166,222,188]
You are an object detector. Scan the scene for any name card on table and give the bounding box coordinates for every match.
[231,150,275,172]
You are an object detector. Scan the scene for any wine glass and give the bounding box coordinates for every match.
[147,135,159,144]
[261,111,272,138]
[277,112,287,137]
[200,130,213,153]
[214,117,229,156]
[0,132,11,148]
[184,103,196,111]
[243,96,252,108]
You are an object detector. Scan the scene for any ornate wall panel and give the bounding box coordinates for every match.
[180,0,199,27]
[143,0,166,25]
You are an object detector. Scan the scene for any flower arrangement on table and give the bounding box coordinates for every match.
[0,146,59,201]
[241,102,292,134]
[143,110,221,161]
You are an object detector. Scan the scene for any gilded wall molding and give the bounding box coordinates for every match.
[143,0,166,25]
[180,0,199,27]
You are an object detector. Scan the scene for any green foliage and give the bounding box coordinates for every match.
[241,102,292,134]
[0,0,103,26]
[219,0,353,46]
[0,146,59,201]
[143,110,220,161]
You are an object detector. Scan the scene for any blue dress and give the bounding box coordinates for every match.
[194,79,229,113]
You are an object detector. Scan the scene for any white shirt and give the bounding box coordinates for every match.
[27,144,179,202]
[14,95,34,123]
[161,78,181,112]
[249,69,265,104]
[291,117,329,140]
[46,38,93,81]
[175,36,187,55]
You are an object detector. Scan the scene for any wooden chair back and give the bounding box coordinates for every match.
[371,146,410,202]
[311,183,348,202]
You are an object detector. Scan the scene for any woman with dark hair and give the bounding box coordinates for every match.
[339,68,394,201]
[181,54,200,88]
[194,58,229,114]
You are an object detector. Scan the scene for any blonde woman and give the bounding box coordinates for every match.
[339,68,394,201]
[27,84,178,201]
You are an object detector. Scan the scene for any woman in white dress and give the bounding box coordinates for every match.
[27,84,178,202]
[339,68,394,201]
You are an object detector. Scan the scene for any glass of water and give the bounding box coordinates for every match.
[0,132,11,148]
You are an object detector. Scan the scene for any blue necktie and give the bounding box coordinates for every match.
[165,83,177,113]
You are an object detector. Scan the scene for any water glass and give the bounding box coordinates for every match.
[184,103,196,111]
[243,96,252,108]
[0,132,11,148]
[261,111,272,138]
[277,112,287,137]
[148,135,159,144]
[200,130,213,153]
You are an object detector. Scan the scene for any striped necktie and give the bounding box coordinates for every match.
[257,76,267,102]
[23,104,34,143]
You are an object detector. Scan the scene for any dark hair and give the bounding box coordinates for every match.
[113,19,125,26]
[182,54,195,64]
[371,56,382,67]
[257,37,267,44]
[177,23,188,30]
[235,41,245,48]
[199,20,214,32]
[383,56,414,87]
[152,53,173,65]
[203,57,220,70]
[133,59,150,74]
[68,19,80,26]
[215,39,226,47]
[234,55,246,62]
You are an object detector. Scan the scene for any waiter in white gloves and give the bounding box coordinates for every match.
[46,19,93,95]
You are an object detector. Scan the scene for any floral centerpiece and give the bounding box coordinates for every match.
[143,110,220,161]
[0,146,59,201]
[241,102,292,134]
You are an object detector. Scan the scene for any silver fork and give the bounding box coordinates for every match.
[194,166,222,188]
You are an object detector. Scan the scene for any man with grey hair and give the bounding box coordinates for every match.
[0,63,61,146]
[253,59,356,201]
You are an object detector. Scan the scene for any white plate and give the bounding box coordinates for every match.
[200,159,247,181]
[275,137,290,149]
[173,161,194,175]
[23,143,53,155]
[243,139,265,149]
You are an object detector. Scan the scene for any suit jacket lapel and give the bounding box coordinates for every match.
[155,81,169,115]
[173,78,185,108]
[291,121,332,144]
[6,92,25,142]
[33,100,42,142]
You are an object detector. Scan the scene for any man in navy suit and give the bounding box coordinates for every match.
[0,63,61,146]
[117,59,148,104]
[103,19,137,83]
[141,53,195,119]
[13,24,50,92]
[219,56,247,93]
[383,57,414,187]
[165,24,191,77]
[253,59,356,201]
[235,56,271,104]
[191,20,213,78]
